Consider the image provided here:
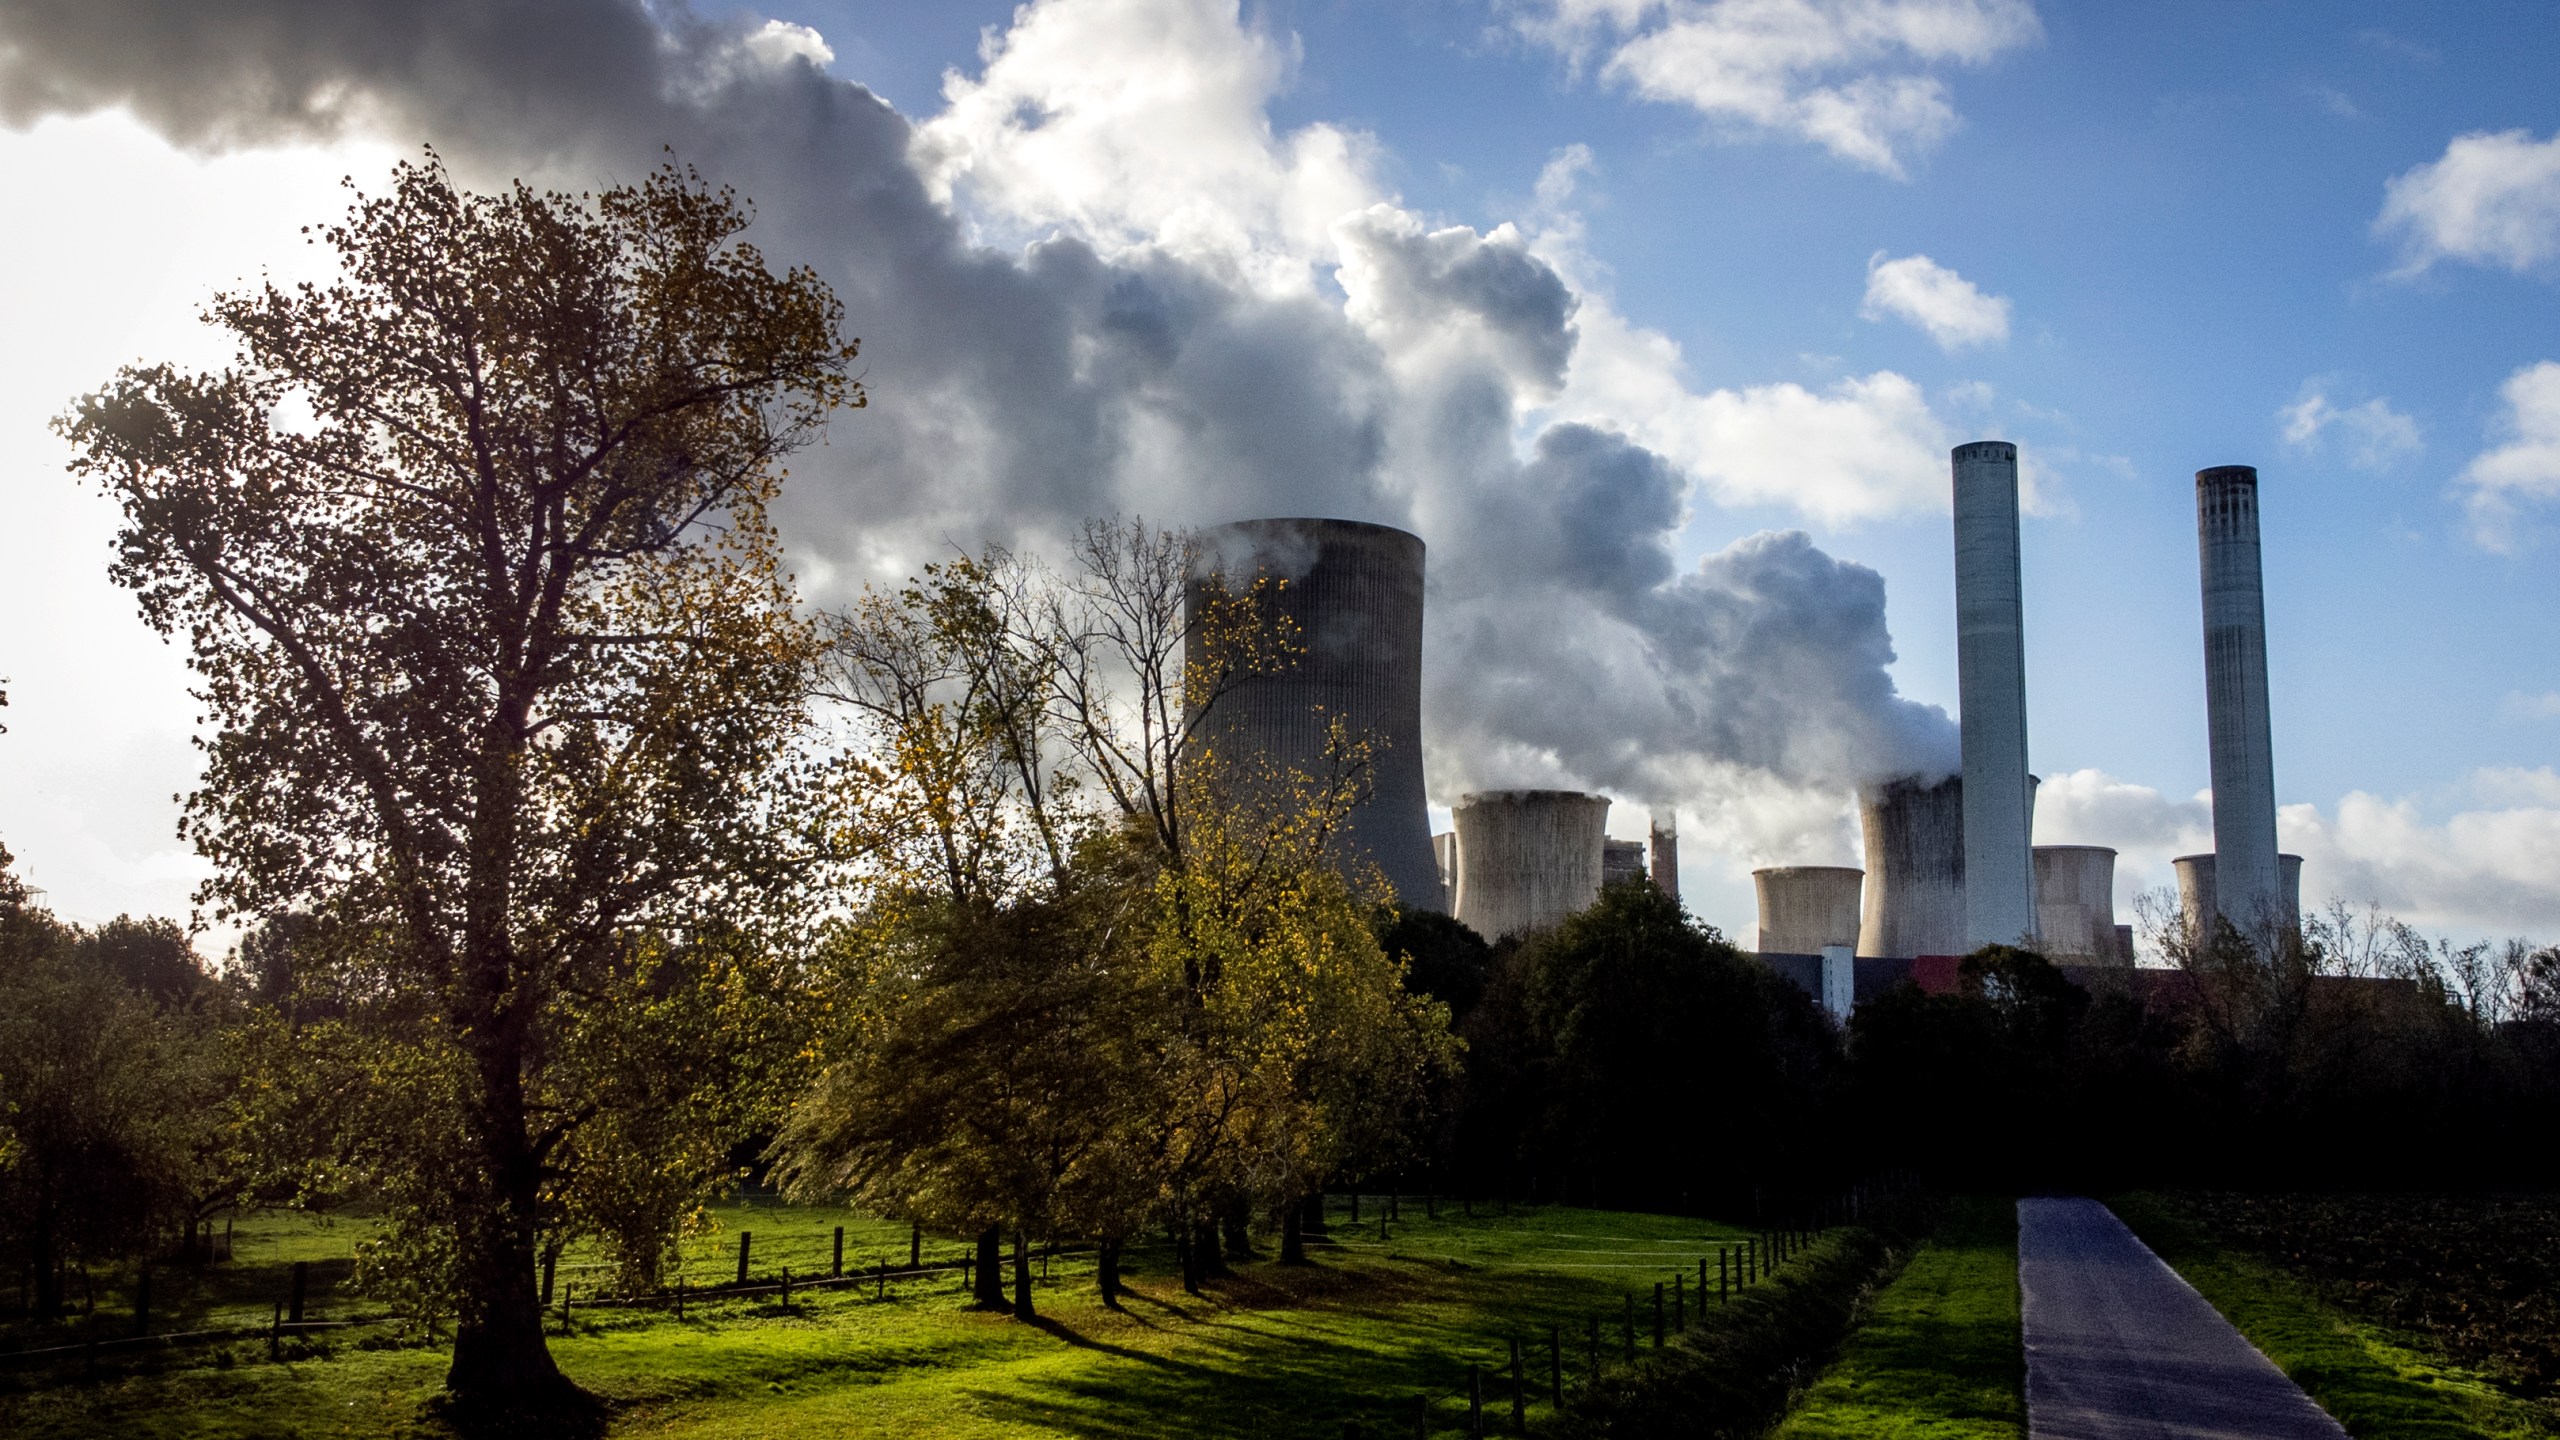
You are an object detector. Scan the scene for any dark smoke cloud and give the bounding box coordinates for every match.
[0,0,1954,852]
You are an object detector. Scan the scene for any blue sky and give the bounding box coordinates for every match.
[0,0,2554,948]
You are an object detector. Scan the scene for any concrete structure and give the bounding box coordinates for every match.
[1857,774,1968,958]
[2115,924,2136,966]
[2175,851,2304,947]
[1451,790,1610,940]
[1602,839,1646,888]
[1754,866,1865,956]
[1188,518,1441,910]
[1649,811,1679,899]
[2034,846,2123,966]
[1820,945,1855,1021]
[1431,832,1457,906]
[1954,441,2038,950]
[2196,467,2284,937]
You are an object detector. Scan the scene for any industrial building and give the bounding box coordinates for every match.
[1186,518,1443,911]
[1199,445,2307,1015]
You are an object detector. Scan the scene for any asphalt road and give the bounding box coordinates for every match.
[2018,1197,2349,1440]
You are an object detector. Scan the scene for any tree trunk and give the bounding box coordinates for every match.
[1280,1201,1307,1265]
[1193,1219,1230,1278]
[1010,1232,1035,1321]
[1301,1189,1329,1236]
[971,1226,1005,1309]
[1220,1197,1253,1261]
[29,1212,57,1319]
[1176,1223,1201,1294]
[1097,1237,1122,1309]
[445,1023,568,1408]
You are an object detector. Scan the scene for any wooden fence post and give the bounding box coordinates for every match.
[1674,1272,1685,1331]
[269,1301,281,1360]
[910,1224,921,1269]
[134,1267,150,1337]
[737,1231,752,1286]
[1652,1283,1664,1348]
[676,1280,685,1319]
[288,1260,308,1324]
[561,1282,573,1335]
[833,1226,844,1277]
[1468,1362,1483,1437]
[782,1266,792,1311]
[541,1251,556,1307]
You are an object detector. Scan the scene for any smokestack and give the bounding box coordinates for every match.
[1953,441,2037,949]
[2032,846,2120,966]
[1451,790,1610,940]
[1189,518,1442,911]
[2175,851,2302,949]
[1857,774,1966,958]
[2196,466,2283,937]
[1648,810,1679,899]
[1753,866,1864,955]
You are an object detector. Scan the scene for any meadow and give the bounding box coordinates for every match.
[0,1197,1763,1439]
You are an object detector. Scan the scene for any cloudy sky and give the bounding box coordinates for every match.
[2,0,2556,952]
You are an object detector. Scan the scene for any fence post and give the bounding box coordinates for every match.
[910,1224,921,1269]
[676,1280,686,1319]
[1652,1283,1664,1348]
[269,1301,281,1360]
[541,1251,556,1307]
[1510,1336,1525,1432]
[782,1266,792,1311]
[288,1260,308,1324]
[561,1282,573,1335]
[1674,1272,1685,1331]
[833,1226,844,1277]
[134,1267,150,1337]
[1412,1393,1427,1440]
[224,1214,234,1263]
[1622,1293,1634,1362]
[737,1231,752,1286]
[1549,1324,1562,1408]
[877,1260,887,1301]
[1719,1247,1728,1302]
[1468,1362,1483,1437]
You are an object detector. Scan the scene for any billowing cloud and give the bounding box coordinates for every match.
[1861,251,2009,349]
[2376,128,2560,277]
[0,0,1967,899]
[1519,0,2042,177]
[2277,383,2420,470]
[2457,360,2560,549]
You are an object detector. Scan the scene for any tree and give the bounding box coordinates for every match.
[59,155,854,1410]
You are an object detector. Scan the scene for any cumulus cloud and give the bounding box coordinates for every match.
[2277,383,2420,470]
[1519,0,2041,177]
[2457,360,2560,549]
[0,0,1966,882]
[1860,251,2009,349]
[2376,128,2560,277]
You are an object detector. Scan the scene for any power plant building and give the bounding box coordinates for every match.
[2175,852,2304,947]
[1649,811,1680,899]
[1450,790,1610,940]
[2195,467,2286,935]
[1754,866,1864,956]
[1187,518,1443,911]
[1953,442,2039,951]
[1602,839,1646,888]
[2033,845,2123,965]
[1857,774,1967,958]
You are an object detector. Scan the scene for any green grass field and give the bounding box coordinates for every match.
[0,1198,1757,1439]
[2114,1193,2559,1440]
[1772,1195,2023,1440]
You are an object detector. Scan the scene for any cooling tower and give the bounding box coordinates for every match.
[1649,810,1680,899]
[1857,774,1967,958]
[2176,851,2303,946]
[1188,519,1442,911]
[1755,867,1865,956]
[2032,846,2121,966]
[1452,790,1610,940]
[1954,441,2038,951]
[1602,840,1646,888]
[2115,924,2136,966]
[2196,467,2284,937]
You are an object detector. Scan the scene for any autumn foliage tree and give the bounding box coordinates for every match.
[59,155,855,1411]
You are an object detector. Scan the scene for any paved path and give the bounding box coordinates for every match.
[2018,1197,2349,1440]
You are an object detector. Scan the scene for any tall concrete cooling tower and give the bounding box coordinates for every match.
[1188,518,1442,911]
[1755,867,1864,955]
[1452,790,1609,940]
[1954,441,2038,950]
[1857,774,1967,958]
[2175,852,2304,948]
[2033,846,2122,965]
[2196,467,2284,936]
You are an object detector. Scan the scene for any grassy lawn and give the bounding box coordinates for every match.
[0,1199,1755,1439]
[2113,1193,2558,1440]
[1772,1195,2022,1440]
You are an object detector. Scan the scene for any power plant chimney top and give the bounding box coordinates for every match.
[1458,788,1606,805]
[1952,440,2016,461]
[2196,465,2259,485]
